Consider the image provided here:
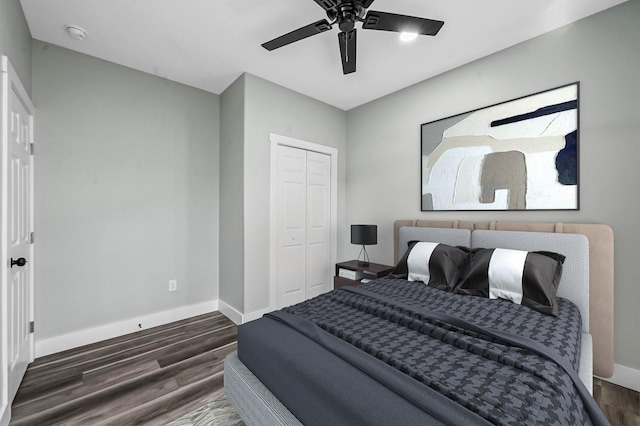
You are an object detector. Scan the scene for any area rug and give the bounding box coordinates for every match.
[166,394,245,426]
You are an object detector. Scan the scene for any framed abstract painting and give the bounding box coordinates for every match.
[421,82,579,211]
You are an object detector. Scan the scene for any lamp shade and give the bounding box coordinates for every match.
[351,224,377,245]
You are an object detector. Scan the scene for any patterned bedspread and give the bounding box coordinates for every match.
[286,278,599,425]
[239,277,608,425]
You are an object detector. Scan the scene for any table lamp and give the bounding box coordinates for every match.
[351,224,377,266]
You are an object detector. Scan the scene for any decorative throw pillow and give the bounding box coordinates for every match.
[455,248,565,316]
[391,241,469,291]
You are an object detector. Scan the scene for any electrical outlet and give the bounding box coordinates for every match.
[169,279,177,292]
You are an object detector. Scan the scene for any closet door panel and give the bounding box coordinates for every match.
[306,151,331,299]
[276,146,307,308]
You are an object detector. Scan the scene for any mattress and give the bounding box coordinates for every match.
[237,278,608,425]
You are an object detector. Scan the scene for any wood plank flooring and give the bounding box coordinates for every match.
[9,311,640,425]
[594,378,640,426]
[10,312,237,426]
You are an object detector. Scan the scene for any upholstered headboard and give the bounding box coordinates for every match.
[393,220,614,378]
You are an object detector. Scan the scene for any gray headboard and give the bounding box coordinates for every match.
[398,227,471,250]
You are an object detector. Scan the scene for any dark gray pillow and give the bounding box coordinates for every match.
[455,248,565,316]
[391,241,469,291]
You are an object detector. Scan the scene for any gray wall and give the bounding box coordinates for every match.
[241,73,347,313]
[0,0,32,94]
[346,1,640,370]
[219,75,246,312]
[32,41,220,339]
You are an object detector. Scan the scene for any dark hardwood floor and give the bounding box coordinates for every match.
[10,311,237,426]
[9,311,639,425]
[594,378,640,426]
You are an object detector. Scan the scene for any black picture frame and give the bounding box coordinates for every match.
[420,82,579,211]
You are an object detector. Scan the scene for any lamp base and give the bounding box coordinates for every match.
[357,245,370,266]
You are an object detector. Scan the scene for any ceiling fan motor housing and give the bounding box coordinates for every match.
[328,2,364,32]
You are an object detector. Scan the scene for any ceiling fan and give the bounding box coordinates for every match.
[261,0,444,75]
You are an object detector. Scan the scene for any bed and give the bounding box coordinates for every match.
[224,221,614,425]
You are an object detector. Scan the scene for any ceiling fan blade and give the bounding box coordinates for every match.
[362,10,444,36]
[313,0,338,11]
[355,0,376,8]
[338,29,357,74]
[262,19,332,51]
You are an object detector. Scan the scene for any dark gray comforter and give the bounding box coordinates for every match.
[238,278,608,425]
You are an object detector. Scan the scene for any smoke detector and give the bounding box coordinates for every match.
[65,25,88,41]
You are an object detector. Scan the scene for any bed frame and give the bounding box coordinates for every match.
[225,221,614,425]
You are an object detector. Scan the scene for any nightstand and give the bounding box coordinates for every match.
[334,260,394,289]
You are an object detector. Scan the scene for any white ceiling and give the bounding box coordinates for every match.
[20,0,627,110]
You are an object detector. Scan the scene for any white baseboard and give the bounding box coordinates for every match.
[218,300,243,325]
[596,363,640,393]
[243,307,271,323]
[218,300,270,325]
[35,300,218,358]
[1,403,10,426]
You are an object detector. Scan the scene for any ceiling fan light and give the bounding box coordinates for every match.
[399,32,418,42]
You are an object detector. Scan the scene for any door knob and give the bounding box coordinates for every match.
[10,257,27,268]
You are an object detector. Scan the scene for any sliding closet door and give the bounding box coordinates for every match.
[275,145,331,309]
[276,146,308,308]
[305,151,331,299]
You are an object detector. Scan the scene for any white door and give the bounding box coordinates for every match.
[1,57,35,425]
[275,145,331,309]
[276,146,307,308]
[305,151,331,299]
